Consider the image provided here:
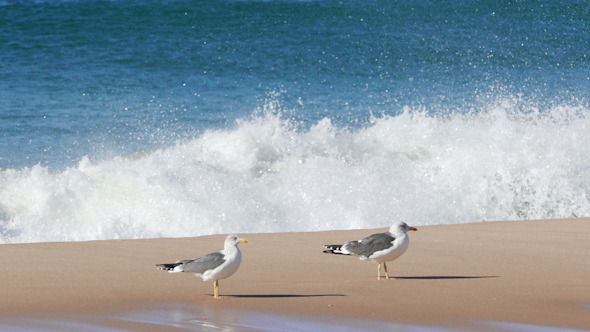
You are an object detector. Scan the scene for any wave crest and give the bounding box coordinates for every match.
[1,100,589,243]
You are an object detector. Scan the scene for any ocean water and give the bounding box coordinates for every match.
[1,0,589,243]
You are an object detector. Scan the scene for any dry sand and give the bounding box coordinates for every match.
[0,218,589,330]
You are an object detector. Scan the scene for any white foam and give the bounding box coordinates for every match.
[1,98,589,243]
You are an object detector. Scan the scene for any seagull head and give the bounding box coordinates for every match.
[225,234,249,248]
[389,221,418,235]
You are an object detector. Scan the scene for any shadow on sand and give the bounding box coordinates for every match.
[394,275,499,280]
[222,294,346,299]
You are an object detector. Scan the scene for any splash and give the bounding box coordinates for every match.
[1,99,589,243]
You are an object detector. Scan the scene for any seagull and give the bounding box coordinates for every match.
[157,234,248,299]
[323,221,417,280]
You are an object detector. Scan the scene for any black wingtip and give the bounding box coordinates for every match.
[323,249,347,255]
[156,263,179,270]
[323,244,346,255]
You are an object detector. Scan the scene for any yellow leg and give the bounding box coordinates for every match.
[384,262,389,280]
[377,263,381,280]
[213,280,220,299]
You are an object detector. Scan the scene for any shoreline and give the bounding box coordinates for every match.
[1,219,589,330]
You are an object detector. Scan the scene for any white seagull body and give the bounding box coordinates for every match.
[323,221,417,280]
[157,234,248,298]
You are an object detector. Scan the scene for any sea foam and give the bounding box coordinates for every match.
[1,99,589,243]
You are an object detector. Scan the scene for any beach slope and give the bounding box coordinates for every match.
[0,219,589,329]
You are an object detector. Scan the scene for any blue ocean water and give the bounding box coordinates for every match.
[1,0,589,243]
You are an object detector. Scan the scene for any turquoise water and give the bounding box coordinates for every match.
[1,0,589,243]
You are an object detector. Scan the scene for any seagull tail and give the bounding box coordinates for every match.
[156,263,183,272]
[323,244,348,255]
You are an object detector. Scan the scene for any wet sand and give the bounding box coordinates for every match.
[0,219,589,330]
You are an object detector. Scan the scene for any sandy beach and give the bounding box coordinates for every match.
[1,218,589,330]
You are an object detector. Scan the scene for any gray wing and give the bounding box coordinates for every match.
[178,252,226,274]
[344,232,395,257]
